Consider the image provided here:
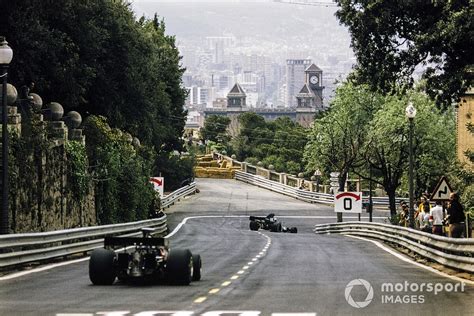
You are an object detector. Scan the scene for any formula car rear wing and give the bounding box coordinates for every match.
[104,236,169,248]
[249,216,267,221]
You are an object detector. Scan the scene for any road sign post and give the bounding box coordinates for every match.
[334,192,362,214]
[430,176,453,202]
[150,177,165,198]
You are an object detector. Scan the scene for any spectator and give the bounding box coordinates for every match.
[398,201,409,227]
[416,197,431,228]
[430,201,444,236]
[447,192,465,238]
[417,207,428,231]
[299,179,305,190]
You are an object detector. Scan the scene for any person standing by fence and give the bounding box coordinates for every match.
[430,201,444,236]
[447,192,465,238]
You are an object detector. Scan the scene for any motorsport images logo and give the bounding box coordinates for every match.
[345,279,466,308]
[345,279,374,308]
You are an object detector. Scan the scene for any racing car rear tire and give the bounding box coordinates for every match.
[192,254,202,281]
[167,249,193,285]
[270,222,282,232]
[249,220,259,231]
[290,227,298,233]
[89,249,116,285]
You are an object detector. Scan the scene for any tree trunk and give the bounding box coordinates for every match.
[386,186,397,217]
[336,172,348,223]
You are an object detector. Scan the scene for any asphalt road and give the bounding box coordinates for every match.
[0,179,472,316]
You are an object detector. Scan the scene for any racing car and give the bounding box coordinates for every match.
[249,213,297,233]
[89,228,201,285]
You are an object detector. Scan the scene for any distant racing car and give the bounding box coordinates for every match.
[249,213,297,233]
[89,228,201,285]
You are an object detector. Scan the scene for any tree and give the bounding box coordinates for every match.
[200,115,231,143]
[233,114,308,174]
[335,0,474,108]
[362,91,455,215]
[304,83,381,192]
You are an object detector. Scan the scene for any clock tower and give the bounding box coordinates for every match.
[304,63,324,108]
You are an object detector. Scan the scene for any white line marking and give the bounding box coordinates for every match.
[248,262,254,265]
[221,281,231,286]
[237,270,245,274]
[193,296,207,303]
[0,215,276,281]
[230,275,239,280]
[345,235,474,286]
[56,314,94,316]
[209,288,220,294]
[0,257,90,281]
[243,266,249,270]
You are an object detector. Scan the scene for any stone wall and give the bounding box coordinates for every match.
[2,84,95,233]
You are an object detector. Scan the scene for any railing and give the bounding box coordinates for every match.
[161,182,197,208]
[235,171,334,204]
[0,182,197,269]
[213,152,405,208]
[314,222,474,274]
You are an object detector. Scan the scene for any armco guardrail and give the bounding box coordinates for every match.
[161,182,197,208]
[314,222,474,274]
[235,171,333,204]
[235,170,400,207]
[0,182,197,269]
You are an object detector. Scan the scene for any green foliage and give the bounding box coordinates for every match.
[304,82,455,215]
[200,115,231,143]
[64,141,90,198]
[156,154,196,191]
[335,0,473,108]
[304,82,380,190]
[83,115,156,224]
[2,0,187,171]
[366,92,455,200]
[233,114,308,174]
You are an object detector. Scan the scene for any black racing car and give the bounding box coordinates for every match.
[249,213,297,233]
[89,228,201,285]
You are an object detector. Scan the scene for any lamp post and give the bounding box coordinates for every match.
[0,37,13,235]
[405,102,417,228]
[368,165,373,222]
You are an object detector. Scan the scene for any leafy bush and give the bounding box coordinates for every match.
[83,115,156,224]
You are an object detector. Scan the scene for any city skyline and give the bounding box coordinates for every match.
[131,0,354,108]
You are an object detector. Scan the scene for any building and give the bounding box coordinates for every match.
[285,59,312,107]
[296,63,324,109]
[457,87,474,168]
[204,75,325,128]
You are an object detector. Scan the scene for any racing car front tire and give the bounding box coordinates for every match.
[192,254,202,281]
[249,220,259,231]
[89,249,116,285]
[290,227,298,233]
[167,249,193,285]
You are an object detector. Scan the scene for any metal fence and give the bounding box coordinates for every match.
[235,171,398,207]
[0,182,197,269]
[314,222,474,274]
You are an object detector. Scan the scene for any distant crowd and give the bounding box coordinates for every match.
[398,192,467,238]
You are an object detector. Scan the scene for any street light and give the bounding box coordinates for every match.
[405,101,417,228]
[0,36,13,235]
